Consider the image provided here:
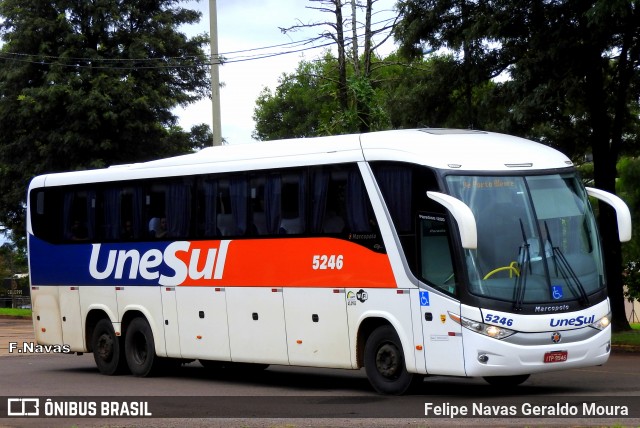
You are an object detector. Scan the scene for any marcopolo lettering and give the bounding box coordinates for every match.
[89,241,230,286]
[549,314,595,328]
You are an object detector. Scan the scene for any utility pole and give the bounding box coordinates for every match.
[209,0,223,145]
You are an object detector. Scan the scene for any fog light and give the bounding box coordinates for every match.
[606,342,611,352]
[478,354,489,363]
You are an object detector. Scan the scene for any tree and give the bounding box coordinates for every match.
[0,0,211,237]
[253,55,344,140]
[379,52,509,130]
[280,0,396,133]
[395,0,640,330]
[253,51,393,140]
[253,50,509,140]
[618,157,640,266]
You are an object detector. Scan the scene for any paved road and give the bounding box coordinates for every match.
[1,317,639,427]
[0,317,35,357]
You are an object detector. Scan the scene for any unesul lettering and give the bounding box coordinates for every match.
[549,314,596,328]
[88,241,230,286]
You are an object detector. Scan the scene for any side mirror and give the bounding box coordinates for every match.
[427,191,477,249]
[586,187,632,242]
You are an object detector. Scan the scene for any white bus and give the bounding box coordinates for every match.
[27,129,631,395]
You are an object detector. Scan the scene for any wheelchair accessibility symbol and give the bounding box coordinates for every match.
[419,291,430,307]
[551,285,563,300]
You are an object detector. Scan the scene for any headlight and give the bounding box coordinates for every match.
[590,312,611,330]
[449,312,516,340]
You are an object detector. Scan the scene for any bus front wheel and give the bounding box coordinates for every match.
[364,325,419,395]
[91,319,126,375]
[124,317,158,377]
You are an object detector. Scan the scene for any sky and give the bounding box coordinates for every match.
[177,0,398,145]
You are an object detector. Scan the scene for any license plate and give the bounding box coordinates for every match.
[544,351,568,363]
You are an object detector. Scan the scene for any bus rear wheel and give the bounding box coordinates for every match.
[91,319,126,375]
[364,325,419,395]
[124,317,158,377]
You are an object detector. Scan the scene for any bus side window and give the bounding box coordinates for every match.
[249,175,268,235]
[30,189,62,243]
[98,186,143,241]
[309,164,383,251]
[216,176,248,237]
[165,180,192,239]
[146,179,192,239]
[146,184,167,238]
[63,189,95,242]
[372,162,445,280]
[249,172,287,236]
[198,177,219,238]
[120,187,143,240]
[311,165,365,235]
[419,213,457,294]
[279,171,306,234]
[201,173,263,238]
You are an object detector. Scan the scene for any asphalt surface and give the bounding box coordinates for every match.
[0,317,36,357]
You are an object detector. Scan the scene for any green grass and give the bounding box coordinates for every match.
[0,307,31,317]
[612,323,640,347]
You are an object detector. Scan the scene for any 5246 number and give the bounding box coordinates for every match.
[312,255,344,270]
[484,313,514,327]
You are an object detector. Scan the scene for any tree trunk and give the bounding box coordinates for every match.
[585,50,631,332]
[357,0,373,133]
[350,0,359,76]
[334,0,348,111]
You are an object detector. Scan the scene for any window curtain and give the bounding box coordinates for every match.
[375,166,412,232]
[86,191,96,240]
[167,183,192,238]
[132,187,144,239]
[310,168,329,233]
[202,179,219,237]
[103,188,121,240]
[264,174,281,234]
[230,177,247,235]
[63,191,96,240]
[297,171,307,232]
[346,170,371,232]
[63,192,73,240]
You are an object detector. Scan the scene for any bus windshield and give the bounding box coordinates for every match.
[446,173,605,306]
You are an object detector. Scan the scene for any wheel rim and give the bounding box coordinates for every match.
[97,333,114,362]
[375,342,401,379]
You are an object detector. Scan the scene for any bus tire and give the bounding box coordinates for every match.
[483,374,530,387]
[91,319,126,375]
[364,325,417,395]
[124,317,158,377]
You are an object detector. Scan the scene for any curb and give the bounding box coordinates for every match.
[611,344,640,353]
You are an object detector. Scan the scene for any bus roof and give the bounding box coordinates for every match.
[32,129,573,188]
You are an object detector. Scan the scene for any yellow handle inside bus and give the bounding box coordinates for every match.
[483,262,520,280]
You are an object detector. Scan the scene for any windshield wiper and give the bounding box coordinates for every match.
[513,219,530,311]
[544,222,589,306]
